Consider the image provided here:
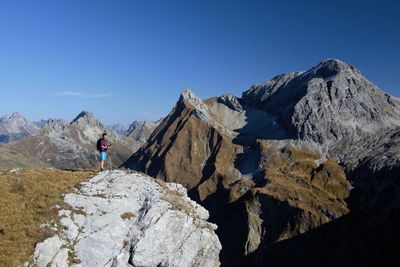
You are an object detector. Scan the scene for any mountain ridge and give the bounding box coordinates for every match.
[124,58,400,266]
[0,111,142,169]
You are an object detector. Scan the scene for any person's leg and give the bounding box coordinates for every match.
[100,152,106,170]
[100,152,103,170]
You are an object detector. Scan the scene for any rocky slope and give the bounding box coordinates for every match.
[0,111,141,169]
[124,59,400,266]
[0,112,41,143]
[33,170,221,267]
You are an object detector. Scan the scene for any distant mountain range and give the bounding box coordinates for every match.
[108,119,162,142]
[123,59,400,266]
[108,123,130,135]
[0,112,42,143]
[0,111,156,169]
[126,119,163,142]
[0,112,161,145]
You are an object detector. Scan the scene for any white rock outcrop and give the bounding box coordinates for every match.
[33,170,221,267]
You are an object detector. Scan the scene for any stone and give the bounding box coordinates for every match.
[33,170,221,267]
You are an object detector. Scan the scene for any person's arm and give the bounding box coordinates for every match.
[101,140,108,150]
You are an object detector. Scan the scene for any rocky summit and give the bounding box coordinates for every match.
[124,59,400,266]
[33,170,221,267]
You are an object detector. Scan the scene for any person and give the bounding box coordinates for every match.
[97,132,111,171]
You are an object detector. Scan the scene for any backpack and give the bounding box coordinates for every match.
[96,138,102,152]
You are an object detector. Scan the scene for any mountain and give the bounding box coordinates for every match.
[0,112,41,143]
[32,118,69,129]
[126,119,162,142]
[242,59,400,153]
[33,170,221,267]
[0,111,141,169]
[123,59,400,266]
[108,123,130,135]
[109,119,162,142]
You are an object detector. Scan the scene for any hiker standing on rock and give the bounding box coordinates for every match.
[97,132,112,171]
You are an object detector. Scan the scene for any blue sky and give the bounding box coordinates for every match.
[0,0,399,124]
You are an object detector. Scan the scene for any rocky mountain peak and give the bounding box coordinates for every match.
[43,118,68,132]
[9,112,23,120]
[72,110,94,121]
[179,88,202,104]
[307,58,361,78]
[179,88,210,122]
[218,94,243,112]
[71,111,101,127]
[0,112,26,122]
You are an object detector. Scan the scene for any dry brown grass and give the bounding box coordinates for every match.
[0,168,95,267]
[254,141,351,219]
[120,212,135,220]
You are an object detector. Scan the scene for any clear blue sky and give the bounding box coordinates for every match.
[0,0,399,124]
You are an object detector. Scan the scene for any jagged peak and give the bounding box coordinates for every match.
[0,112,26,122]
[218,93,243,112]
[44,118,69,126]
[9,112,23,118]
[318,58,351,68]
[178,89,210,121]
[179,88,202,103]
[71,111,100,125]
[43,118,68,132]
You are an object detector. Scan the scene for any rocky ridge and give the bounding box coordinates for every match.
[33,170,221,267]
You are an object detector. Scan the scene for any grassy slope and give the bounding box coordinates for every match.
[0,168,95,266]
[0,145,50,168]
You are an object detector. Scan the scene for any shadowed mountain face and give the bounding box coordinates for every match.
[0,111,141,169]
[124,59,400,266]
